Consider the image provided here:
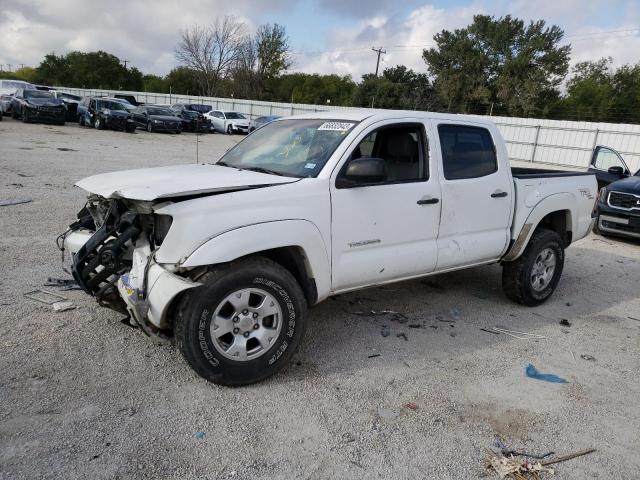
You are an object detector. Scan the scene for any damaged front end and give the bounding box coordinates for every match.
[58,196,198,336]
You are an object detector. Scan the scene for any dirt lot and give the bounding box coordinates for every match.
[1,118,639,480]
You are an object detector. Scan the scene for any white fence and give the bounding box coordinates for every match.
[57,86,640,172]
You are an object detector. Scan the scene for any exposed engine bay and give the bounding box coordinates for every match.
[57,195,183,334]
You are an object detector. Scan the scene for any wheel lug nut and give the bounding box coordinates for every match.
[233,316,239,323]
[243,332,250,338]
[252,313,258,319]
[253,324,259,330]
[233,328,239,334]
[242,309,248,315]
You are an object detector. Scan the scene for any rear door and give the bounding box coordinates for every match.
[330,120,442,291]
[434,122,513,270]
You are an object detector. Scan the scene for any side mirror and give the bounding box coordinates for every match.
[608,166,625,176]
[336,157,387,188]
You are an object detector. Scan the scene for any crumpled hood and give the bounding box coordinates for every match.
[149,114,181,122]
[608,175,640,194]
[76,164,298,201]
[105,110,130,118]
[229,119,249,126]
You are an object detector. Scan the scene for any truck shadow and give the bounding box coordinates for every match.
[281,234,639,381]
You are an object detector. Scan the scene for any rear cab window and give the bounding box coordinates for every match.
[438,124,498,180]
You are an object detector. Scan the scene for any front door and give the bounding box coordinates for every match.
[434,122,513,270]
[330,121,442,291]
[588,146,630,189]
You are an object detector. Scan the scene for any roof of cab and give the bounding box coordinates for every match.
[288,108,494,126]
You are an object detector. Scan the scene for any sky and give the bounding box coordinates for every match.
[1,0,639,80]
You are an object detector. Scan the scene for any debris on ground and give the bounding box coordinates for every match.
[403,402,418,411]
[396,333,408,341]
[408,323,423,329]
[195,431,205,440]
[485,449,555,479]
[24,289,68,305]
[52,301,76,312]
[57,147,77,152]
[492,327,546,340]
[352,309,400,317]
[559,319,571,327]
[367,353,381,358]
[525,364,568,384]
[380,325,390,337]
[45,277,81,290]
[565,302,572,306]
[0,198,32,207]
[450,307,461,320]
[580,354,596,361]
[480,328,501,335]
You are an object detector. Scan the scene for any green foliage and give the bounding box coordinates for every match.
[165,67,201,95]
[35,51,143,90]
[267,73,356,105]
[143,74,167,93]
[352,66,443,111]
[423,14,570,117]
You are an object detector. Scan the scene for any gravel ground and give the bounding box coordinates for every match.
[1,118,639,480]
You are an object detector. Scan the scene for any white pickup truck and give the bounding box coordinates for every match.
[60,110,597,385]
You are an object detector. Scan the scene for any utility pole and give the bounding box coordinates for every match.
[123,60,129,69]
[371,47,386,76]
[6,64,12,72]
[19,63,25,69]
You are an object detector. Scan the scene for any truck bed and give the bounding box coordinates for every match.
[511,167,594,179]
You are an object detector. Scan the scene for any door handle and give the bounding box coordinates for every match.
[491,191,508,198]
[417,197,439,205]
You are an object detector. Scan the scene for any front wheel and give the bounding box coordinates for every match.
[174,257,308,386]
[226,124,233,135]
[94,117,103,129]
[147,122,153,133]
[502,228,565,306]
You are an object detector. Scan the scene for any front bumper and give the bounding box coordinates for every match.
[597,202,640,239]
[26,106,66,123]
[64,228,199,329]
[105,116,134,131]
[152,121,182,132]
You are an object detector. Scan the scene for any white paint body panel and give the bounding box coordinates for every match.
[69,110,597,328]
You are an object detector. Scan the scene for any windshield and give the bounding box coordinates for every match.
[24,90,54,99]
[96,100,127,111]
[147,107,175,116]
[217,119,357,178]
[183,110,200,118]
[225,112,246,119]
[59,93,81,101]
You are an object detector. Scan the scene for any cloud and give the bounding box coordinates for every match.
[0,0,293,74]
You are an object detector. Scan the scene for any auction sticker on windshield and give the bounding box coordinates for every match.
[318,122,355,131]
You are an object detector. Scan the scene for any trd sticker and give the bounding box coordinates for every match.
[318,122,355,132]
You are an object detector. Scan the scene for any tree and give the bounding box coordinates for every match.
[232,23,291,99]
[352,66,443,111]
[559,58,614,121]
[423,15,570,116]
[143,74,167,93]
[34,51,143,90]
[175,16,246,96]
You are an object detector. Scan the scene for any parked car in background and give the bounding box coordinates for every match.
[61,111,597,386]
[172,103,211,115]
[588,145,633,190]
[10,88,66,124]
[78,97,135,132]
[248,115,281,132]
[594,163,640,240]
[115,94,143,106]
[132,105,182,133]
[172,108,210,133]
[0,79,34,95]
[104,97,136,112]
[49,91,82,120]
[0,93,13,113]
[206,110,250,134]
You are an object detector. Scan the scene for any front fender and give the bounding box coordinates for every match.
[181,220,332,301]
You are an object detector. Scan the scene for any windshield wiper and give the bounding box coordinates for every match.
[241,166,290,177]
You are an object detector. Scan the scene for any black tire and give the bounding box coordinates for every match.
[174,256,308,386]
[147,121,153,133]
[12,108,18,119]
[592,214,603,236]
[22,110,29,123]
[502,228,565,306]
[78,114,84,127]
[94,117,103,129]
[175,130,182,134]
[226,124,233,135]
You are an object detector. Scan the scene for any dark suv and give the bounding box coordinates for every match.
[591,146,640,240]
[77,97,136,132]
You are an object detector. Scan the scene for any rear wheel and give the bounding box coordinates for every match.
[174,256,308,386]
[502,228,565,306]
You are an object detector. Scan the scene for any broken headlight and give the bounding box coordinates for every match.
[153,214,173,246]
